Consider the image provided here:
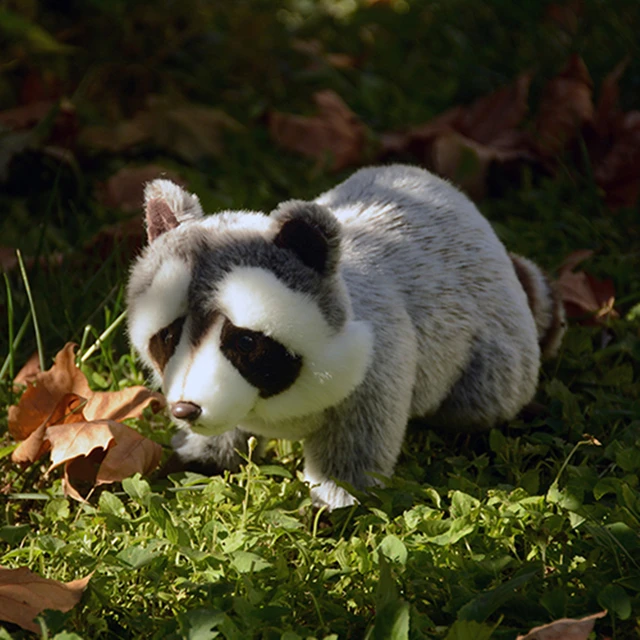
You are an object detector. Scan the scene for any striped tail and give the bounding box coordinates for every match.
[510,253,566,358]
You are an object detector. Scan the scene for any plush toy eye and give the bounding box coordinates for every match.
[160,326,175,345]
[149,316,186,372]
[235,333,256,355]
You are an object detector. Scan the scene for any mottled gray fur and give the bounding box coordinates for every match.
[127,165,563,509]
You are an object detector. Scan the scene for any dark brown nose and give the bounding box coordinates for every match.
[171,401,202,422]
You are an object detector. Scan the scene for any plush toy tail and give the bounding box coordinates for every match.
[510,253,566,358]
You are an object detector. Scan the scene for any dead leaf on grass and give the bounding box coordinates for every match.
[9,343,165,499]
[8,343,91,441]
[81,99,242,162]
[83,386,165,422]
[535,55,593,157]
[46,420,162,500]
[516,610,607,640]
[13,351,41,387]
[0,567,91,633]
[556,250,618,324]
[593,57,629,139]
[269,90,366,171]
[380,73,533,198]
[594,111,640,208]
[94,422,163,484]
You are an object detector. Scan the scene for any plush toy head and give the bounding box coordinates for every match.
[126,180,373,437]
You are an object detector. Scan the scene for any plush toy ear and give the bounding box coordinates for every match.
[144,179,204,242]
[272,200,341,275]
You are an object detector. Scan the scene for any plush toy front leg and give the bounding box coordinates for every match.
[302,395,410,510]
[169,427,260,475]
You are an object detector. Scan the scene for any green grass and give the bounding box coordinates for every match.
[1,1,640,638]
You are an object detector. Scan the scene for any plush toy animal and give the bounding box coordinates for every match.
[127,165,565,509]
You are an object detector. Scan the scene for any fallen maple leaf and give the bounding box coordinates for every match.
[80,99,242,162]
[594,111,640,209]
[516,610,607,640]
[0,567,91,633]
[46,420,162,500]
[456,72,533,146]
[12,351,41,387]
[556,250,618,324]
[9,343,165,499]
[380,73,533,198]
[535,55,593,157]
[593,57,629,140]
[268,90,366,171]
[8,343,91,441]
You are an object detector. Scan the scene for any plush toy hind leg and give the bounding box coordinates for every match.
[431,336,540,429]
[169,427,260,475]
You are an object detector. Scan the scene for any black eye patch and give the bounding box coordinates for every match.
[220,318,302,398]
[149,316,186,372]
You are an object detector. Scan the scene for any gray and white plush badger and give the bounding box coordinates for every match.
[127,165,565,509]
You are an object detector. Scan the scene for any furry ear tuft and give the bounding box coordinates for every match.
[272,200,341,275]
[144,179,204,242]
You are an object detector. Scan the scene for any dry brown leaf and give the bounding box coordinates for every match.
[46,420,162,500]
[557,250,618,324]
[12,391,85,464]
[8,344,91,441]
[95,422,163,485]
[269,90,366,171]
[83,386,165,422]
[13,352,41,387]
[535,55,593,157]
[431,130,527,200]
[457,72,532,145]
[62,450,108,503]
[594,111,640,208]
[11,423,50,465]
[46,421,118,471]
[98,164,185,212]
[9,343,166,494]
[516,610,607,640]
[81,100,241,162]
[379,74,532,197]
[593,58,629,139]
[379,106,463,161]
[0,567,91,633]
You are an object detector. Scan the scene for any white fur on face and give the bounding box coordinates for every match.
[163,319,259,436]
[216,267,374,422]
[128,257,191,383]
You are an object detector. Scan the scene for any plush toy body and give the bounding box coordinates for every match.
[127,165,564,509]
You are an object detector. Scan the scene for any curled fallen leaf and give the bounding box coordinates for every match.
[80,99,242,162]
[556,250,618,324]
[535,55,593,157]
[12,351,41,387]
[516,610,607,640]
[379,73,533,198]
[0,567,92,633]
[9,343,165,499]
[269,90,366,171]
[594,111,640,209]
[46,420,162,501]
[8,343,91,441]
